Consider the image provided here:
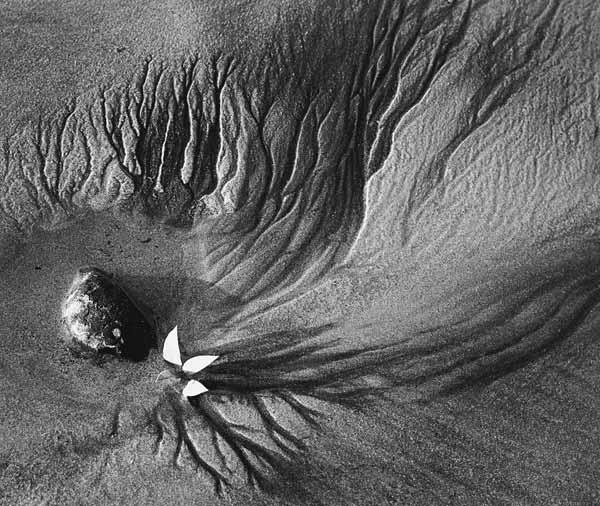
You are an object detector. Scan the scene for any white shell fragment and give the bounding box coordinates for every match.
[160,326,220,397]
[163,326,182,366]
[182,355,219,375]
[182,379,209,398]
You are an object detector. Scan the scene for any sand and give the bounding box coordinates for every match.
[0,211,599,505]
[2,0,600,504]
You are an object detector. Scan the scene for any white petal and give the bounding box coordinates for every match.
[162,326,182,366]
[182,379,208,398]
[182,355,219,375]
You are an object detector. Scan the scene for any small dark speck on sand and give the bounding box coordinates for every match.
[140,238,151,243]
[116,46,127,53]
[35,266,41,270]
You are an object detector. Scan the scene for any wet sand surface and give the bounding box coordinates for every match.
[1,214,600,504]
[2,0,600,503]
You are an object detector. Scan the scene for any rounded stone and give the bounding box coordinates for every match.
[61,267,155,361]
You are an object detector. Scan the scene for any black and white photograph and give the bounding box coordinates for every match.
[1,1,599,504]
